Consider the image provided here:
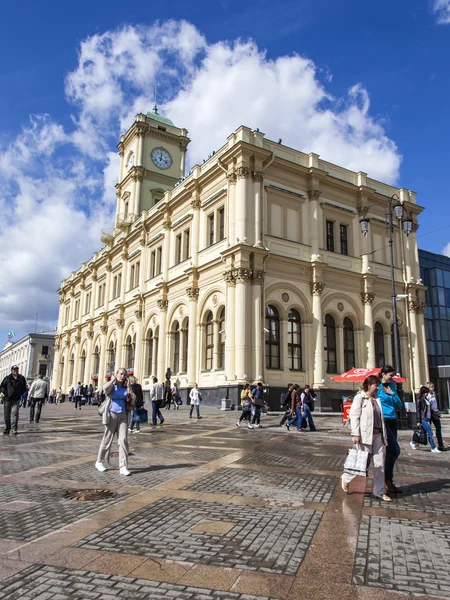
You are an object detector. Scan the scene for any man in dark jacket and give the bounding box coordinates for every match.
[0,365,27,435]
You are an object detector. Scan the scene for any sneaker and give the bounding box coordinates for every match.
[119,466,131,476]
[385,482,402,494]
[134,430,141,434]
[285,423,290,431]
[3,429,10,435]
[197,416,203,420]
[257,424,263,428]
[410,441,418,450]
[128,428,132,432]
[248,424,253,429]
[431,447,442,453]
[95,462,107,472]
[160,419,165,424]
[341,475,349,494]
[236,422,241,428]
[373,493,393,503]
[10,429,17,436]
[438,446,447,452]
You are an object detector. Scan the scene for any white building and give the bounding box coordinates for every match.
[0,331,56,384]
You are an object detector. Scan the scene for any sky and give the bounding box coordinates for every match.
[1,0,450,349]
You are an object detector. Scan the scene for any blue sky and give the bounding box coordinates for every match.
[1,0,450,350]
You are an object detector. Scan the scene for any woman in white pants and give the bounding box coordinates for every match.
[341,375,392,502]
[95,368,133,476]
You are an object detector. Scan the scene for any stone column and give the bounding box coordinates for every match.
[152,334,158,378]
[104,265,112,312]
[224,271,236,380]
[408,299,427,391]
[251,269,264,382]
[416,301,429,385]
[85,331,94,383]
[61,340,70,391]
[336,325,344,374]
[236,166,250,244]
[253,171,264,247]
[162,217,171,281]
[52,338,61,390]
[234,268,251,381]
[157,299,168,381]
[308,190,321,258]
[361,292,376,368]
[90,273,98,319]
[179,328,186,373]
[227,172,237,245]
[311,282,325,387]
[186,287,199,385]
[133,310,143,381]
[190,195,200,267]
[120,247,129,304]
[98,326,108,385]
[116,319,125,369]
[213,319,220,370]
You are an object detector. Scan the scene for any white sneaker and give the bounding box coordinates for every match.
[410,441,418,450]
[431,448,441,453]
[134,429,141,434]
[128,428,132,432]
[236,422,241,428]
[248,424,253,429]
[95,461,107,472]
[258,424,263,428]
[120,466,131,476]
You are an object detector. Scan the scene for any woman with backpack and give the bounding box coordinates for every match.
[237,384,253,428]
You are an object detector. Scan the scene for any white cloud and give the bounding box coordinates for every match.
[0,20,403,339]
[432,0,450,23]
[443,242,450,257]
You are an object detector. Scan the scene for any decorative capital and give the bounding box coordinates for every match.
[223,270,236,286]
[118,142,125,157]
[80,279,86,291]
[226,171,237,185]
[54,340,60,351]
[179,139,189,151]
[162,215,172,230]
[106,262,113,272]
[307,189,321,200]
[251,269,264,283]
[120,246,128,260]
[236,166,250,179]
[116,318,125,329]
[65,338,70,347]
[409,299,426,313]
[157,299,169,311]
[186,286,199,300]
[132,166,145,182]
[310,281,325,295]
[252,170,264,183]
[361,292,375,305]
[74,336,81,344]
[92,272,98,281]
[86,331,94,339]
[135,310,143,321]
[59,297,65,305]
[235,267,252,283]
[191,197,201,210]
[100,325,108,335]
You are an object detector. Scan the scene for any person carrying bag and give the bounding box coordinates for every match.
[341,374,392,502]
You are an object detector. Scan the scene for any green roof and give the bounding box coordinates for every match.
[146,106,174,126]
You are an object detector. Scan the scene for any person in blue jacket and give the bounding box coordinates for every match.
[378,365,403,495]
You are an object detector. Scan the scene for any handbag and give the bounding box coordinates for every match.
[413,427,428,446]
[343,445,370,477]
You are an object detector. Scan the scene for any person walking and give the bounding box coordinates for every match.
[251,382,265,428]
[172,383,181,409]
[28,374,48,423]
[0,365,27,435]
[279,384,294,427]
[378,365,403,495]
[56,386,63,404]
[237,384,253,428]
[427,381,446,451]
[87,383,94,405]
[286,385,302,431]
[410,385,442,453]
[74,382,82,410]
[300,385,317,431]
[150,377,165,425]
[165,381,173,410]
[341,375,392,502]
[189,383,202,419]
[95,367,133,476]
[128,375,144,434]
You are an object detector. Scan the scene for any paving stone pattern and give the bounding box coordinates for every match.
[0,484,127,541]
[183,467,337,504]
[129,444,232,464]
[0,564,283,600]
[0,452,71,476]
[364,478,450,515]
[235,451,344,471]
[76,497,321,575]
[354,515,450,597]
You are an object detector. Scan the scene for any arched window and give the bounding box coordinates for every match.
[288,309,302,370]
[343,317,355,372]
[93,345,100,375]
[204,311,214,370]
[173,321,180,374]
[324,315,337,373]
[146,329,154,377]
[218,308,225,369]
[80,349,86,383]
[265,305,280,369]
[68,353,75,385]
[59,357,65,387]
[107,341,116,373]
[125,335,135,370]
[182,320,189,373]
[374,322,385,368]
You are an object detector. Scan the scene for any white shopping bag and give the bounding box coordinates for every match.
[343,445,370,477]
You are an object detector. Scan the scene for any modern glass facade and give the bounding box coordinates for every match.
[419,248,450,410]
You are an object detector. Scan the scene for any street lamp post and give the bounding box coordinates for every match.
[359,194,413,376]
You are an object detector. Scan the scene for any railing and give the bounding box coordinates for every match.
[100,228,115,245]
[116,213,137,230]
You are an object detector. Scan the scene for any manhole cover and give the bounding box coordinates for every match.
[64,489,116,501]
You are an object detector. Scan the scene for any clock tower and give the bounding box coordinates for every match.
[115,108,190,226]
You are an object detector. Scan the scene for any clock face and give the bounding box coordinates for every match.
[151,148,172,169]
[126,153,134,170]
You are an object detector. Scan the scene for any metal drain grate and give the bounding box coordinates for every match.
[64,489,116,501]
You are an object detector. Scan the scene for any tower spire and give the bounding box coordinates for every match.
[153,82,159,115]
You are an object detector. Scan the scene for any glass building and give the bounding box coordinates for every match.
[419,249,450,410]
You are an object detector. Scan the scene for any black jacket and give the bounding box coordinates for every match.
[131,383,144,410]
[417,395,437,422]
[0,374,27,402]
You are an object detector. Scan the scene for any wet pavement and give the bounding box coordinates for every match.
[0,402,449,599]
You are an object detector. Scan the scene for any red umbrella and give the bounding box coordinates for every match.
[331,367,407,383]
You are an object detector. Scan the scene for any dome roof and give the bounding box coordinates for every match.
[146,106,174,126]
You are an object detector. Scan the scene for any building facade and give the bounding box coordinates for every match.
[0,332,56,384]
[419,249,450,410]
[52,109,428,409]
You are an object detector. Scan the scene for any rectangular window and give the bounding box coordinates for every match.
[129,265,135,290]
[218,207,225,241]
[74,300,80,321]
[135,261,140,286]
[326,221,334,252]
[175,234,182,265]
[340,224,348,255]
[84,292,91,314]
[38,364,47,377]
[42,346,49,356]
[184,228,190,260]
[157,247,162,275]
[150,251,156,279]
[65,306,69,325]
[97,283,105,307]
[208,214,215,246]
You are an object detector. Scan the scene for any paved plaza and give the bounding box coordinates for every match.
[0,403,449,599]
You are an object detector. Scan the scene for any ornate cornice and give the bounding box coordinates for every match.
[307,189,321,200]
[310,281,325,295]
[157,299,169,311]
[361,292,375,305]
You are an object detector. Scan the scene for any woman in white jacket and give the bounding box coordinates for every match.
[189,383,202,419]
[341,375,392,502]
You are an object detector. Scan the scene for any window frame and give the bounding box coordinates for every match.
[343,317,355,372]
[326,220,335,252]
[324,314,337,373]
[204,311,214,370]
[265,305,281,370]
[287,309,302,371]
